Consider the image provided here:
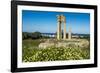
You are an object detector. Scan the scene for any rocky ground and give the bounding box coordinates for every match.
[39,39,89,49]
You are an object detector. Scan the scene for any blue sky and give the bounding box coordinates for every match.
[22,10,90,34]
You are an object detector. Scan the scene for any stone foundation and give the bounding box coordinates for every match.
[38,39,89,49]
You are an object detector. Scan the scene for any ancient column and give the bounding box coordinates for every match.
[57,14,67,40]
[63,16,66,40]
[68,27,71,39]
[57,15,61,40]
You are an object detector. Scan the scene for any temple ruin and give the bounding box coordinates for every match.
[57,14,71,40]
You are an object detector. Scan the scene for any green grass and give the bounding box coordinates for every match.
[22,39,90,62]
[22,39,42,47]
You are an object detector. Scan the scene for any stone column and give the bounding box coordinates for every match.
[63,16,66,40]
[68,27,71,39]
[59,23,62,39]
[57,22,59,40]
[60,15,66,40]
[57,15,61,40]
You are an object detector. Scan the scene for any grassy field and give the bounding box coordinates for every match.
[22,39,90,62]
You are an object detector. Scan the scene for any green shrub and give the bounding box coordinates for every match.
[22,46,90,62]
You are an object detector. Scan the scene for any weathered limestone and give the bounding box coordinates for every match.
[68,27,71,40]
[38,39,89,49]
[57,15,61,40]
[57,14,67,40]
[62,15,66,40]
[57,14,72,40]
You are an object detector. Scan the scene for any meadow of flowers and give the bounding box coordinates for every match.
[22,40,90,62]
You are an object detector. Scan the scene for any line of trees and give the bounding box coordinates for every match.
[22,32,42,40]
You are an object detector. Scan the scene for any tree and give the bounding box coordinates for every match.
[31,31,42,39]
[22,32,28,39]
[22,32,42,40]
